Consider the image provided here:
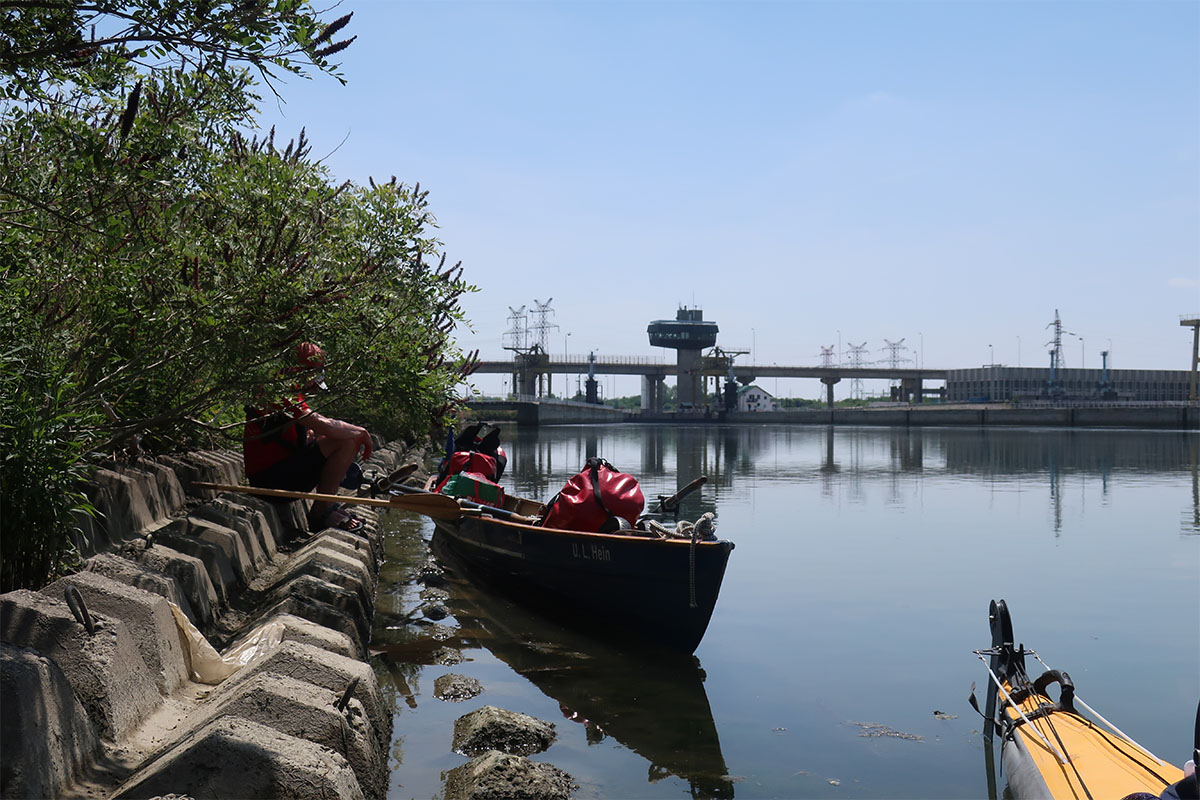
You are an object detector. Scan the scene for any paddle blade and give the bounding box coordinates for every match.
[388,492,462,520]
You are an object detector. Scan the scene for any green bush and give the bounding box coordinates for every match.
[0,2,476,589]
[0,342,97,590]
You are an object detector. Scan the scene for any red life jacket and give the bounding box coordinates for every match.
[541,457,644,533]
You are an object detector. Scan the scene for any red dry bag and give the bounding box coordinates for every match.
[541,457,644,533]
[435,450,498,491]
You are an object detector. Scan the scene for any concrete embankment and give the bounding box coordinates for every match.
[639,405,1200,429]
[0,439,419,800]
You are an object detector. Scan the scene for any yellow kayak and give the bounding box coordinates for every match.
[974,599,1189,800]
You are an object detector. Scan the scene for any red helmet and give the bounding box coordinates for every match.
[294,342,325,368]
[292,342,327,390]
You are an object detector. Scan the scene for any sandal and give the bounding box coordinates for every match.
[310,503,365,533]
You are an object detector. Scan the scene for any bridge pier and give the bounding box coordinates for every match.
[821,376,840,408]
[514,370,539,396]
[641,376,665,413]
[901,377,923,403]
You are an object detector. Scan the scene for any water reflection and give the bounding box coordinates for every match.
[1188,434,1200,535]
[501,424,1199,534]
[433,538,736,799]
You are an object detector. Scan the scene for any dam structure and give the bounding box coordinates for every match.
[469,308,1198,425]
[646,307,719,412]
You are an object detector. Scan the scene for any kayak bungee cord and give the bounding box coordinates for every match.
[1025,650,1171,769]
[1022,650,1176,789]
[973,650,1093,799]
[974,651,1069,765]
[974,647,1177,798]
[1037,705,1094,800]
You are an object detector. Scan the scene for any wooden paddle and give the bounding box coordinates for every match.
[657,475,707,513]
[390,484,539,525]
[361,462,421,496]
[190,481,464,521]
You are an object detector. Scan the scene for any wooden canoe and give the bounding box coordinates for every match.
[427,487,734,654]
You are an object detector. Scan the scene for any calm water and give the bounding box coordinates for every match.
[372,424,1199,799]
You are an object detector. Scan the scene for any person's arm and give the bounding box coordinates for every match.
[296,410,373,461]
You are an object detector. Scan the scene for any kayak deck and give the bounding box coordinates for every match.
[977,599,1186,800]
[999,678,1183,799]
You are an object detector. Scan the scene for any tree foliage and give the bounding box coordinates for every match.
[1,1,478,590]
[0,0,357,100]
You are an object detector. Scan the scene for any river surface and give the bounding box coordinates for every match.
[371,424,1199,799]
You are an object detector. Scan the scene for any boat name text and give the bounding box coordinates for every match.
[571,542,611,562]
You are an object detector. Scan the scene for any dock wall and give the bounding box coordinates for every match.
[639,406,1199,429]
[517,400,626,425]
[0,439,419,799]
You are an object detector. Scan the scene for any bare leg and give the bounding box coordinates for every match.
[310,435,361,519]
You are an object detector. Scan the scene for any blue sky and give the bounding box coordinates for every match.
[256,0,1198,399]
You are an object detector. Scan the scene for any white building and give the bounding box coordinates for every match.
[737,384,777,412]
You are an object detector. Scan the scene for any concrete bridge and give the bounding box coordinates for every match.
[472,353,948,410]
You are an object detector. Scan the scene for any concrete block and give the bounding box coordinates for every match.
[276,546,376,611]
[189,673,384,799]
[252,596,365,658]
[196,498,278,562]
[209,488,310,540]
[100,462,173,529]
[209,450,246,478]
[157,454,206,497]
[85,553,198,626]
[153,520,235,606]
[252,613,359,660]
[1,642,100,800]
[184,515,256,585]
[163,452,239,499]
[70,506,106,558]
[0,590,160,742]
[41,572,188,696]
[83,480,132,548]
[129,460,187,518]
[295,532,378,576]
[216,640,388,752]
[137,544,217,629]
[265,576,371,649]
[112,715,363,800]
[188,451,242,485]
[92,468,158,539]
[310,513,384,568]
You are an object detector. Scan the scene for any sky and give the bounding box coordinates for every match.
[255,0,1199,400]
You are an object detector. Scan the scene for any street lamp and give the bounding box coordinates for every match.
[564,332,571,359]
[918,331,924,369]
[988,344,994,366]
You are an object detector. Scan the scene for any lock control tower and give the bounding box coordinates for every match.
[648,307,719,410]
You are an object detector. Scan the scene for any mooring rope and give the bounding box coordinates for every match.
[640,512,716,609]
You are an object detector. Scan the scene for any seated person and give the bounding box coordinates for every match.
[243,342,373,532]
